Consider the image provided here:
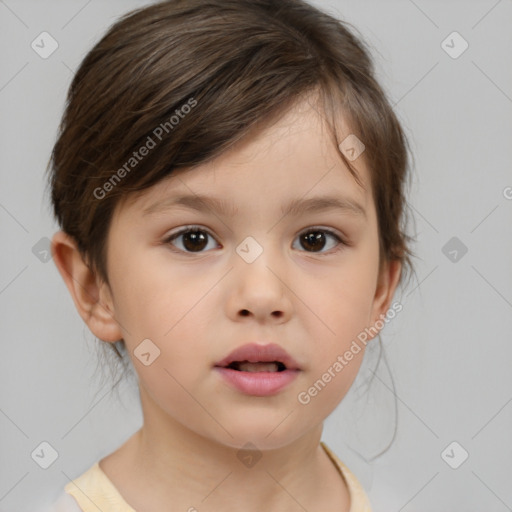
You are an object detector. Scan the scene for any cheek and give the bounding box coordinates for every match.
[108,247,194,332]
[304,260,378,347]
[134,358,219,443]
[112,272,210,413]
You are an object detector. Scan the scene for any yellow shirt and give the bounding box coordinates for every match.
[59,442,371,511]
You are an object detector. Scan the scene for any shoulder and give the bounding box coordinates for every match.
[320,442,373,512]
[63,461,137,512]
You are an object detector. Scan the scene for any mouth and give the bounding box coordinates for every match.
[213,343,301,396]
[222,361,288,372]
[213,342,301,372]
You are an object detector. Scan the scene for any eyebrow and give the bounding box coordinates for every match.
[143,193,366,219]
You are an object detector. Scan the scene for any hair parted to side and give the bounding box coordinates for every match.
[47,0,416,374]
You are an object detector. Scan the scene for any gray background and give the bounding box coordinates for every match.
[1,0,511,511]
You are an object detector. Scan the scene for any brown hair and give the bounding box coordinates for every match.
[47,0,416,375]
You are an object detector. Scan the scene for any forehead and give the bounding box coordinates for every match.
[117,94,373,221]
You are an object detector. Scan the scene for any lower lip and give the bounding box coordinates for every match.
[214,367,300,396]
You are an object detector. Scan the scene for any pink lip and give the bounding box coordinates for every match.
[213,343,301,397]
[214,367,300,396]
[214,342,301,370]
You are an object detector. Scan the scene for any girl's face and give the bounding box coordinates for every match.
[101,96,399,450]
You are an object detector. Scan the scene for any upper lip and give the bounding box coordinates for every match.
[214,343,301,370]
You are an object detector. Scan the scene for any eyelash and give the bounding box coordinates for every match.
[163,225,348,255]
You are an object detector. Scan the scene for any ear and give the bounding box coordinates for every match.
[51,231,123,343]
[368,259,402,339]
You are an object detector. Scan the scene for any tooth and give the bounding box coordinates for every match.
[237,362,279,373]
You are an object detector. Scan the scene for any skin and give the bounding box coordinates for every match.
[52,93,401,512]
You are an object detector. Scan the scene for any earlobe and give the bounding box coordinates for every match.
[51,231,123,343]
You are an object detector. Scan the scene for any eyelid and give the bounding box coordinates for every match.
[301,225,347,242]
[165,224,215,236]
[163,224,218,245]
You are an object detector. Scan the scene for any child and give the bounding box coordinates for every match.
[45,0,414,510]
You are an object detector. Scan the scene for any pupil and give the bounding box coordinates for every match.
[302,231,325,252]
[184,231,207,252]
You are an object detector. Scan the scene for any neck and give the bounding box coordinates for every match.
[100,386,350,512]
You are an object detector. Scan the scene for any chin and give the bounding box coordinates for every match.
[212,423,311,453]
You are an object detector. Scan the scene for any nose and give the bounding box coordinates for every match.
[225,241,293,324]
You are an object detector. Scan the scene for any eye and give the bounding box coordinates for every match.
[164,225,346,255]
[292,228,346,254]
[164,226,218,253]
